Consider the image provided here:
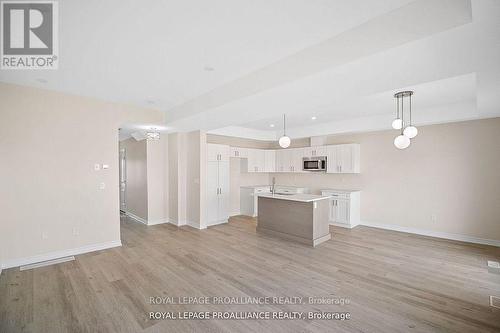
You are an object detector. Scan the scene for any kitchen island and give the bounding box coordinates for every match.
[256,193,331,247]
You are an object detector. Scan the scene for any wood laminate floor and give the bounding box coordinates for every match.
[1,215,500,332]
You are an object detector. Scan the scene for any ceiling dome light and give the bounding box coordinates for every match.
[392,118,403,130]
[279,136,291,148]
[394,135,410,149]
[403,125,418,139]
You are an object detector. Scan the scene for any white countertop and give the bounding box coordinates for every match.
[321,188,361,193]
[241,185,308,189]
[257,193,331,203]
[240,185,271,189]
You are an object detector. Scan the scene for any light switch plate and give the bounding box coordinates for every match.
[102,164,109,170]
[487,261,500,269]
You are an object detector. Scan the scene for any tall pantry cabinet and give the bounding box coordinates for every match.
[206,144,230,226]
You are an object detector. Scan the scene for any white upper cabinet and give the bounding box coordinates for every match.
[275,149,290,172]
[247,148,266,172]
[264,150,276,172]
[291,148,304,172]
[303,146,327,157]
[276,148,303,172]
[208,143,230,162]
[326,144,360,173]
[230,146,248,158]
[230,143,360,174]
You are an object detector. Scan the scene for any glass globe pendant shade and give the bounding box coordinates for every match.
[392,118,403,130]
[394,135,410,149]
[279,136,291,148]
[403,125,418,139]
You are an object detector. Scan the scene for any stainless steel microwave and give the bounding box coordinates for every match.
[303,156,327,171]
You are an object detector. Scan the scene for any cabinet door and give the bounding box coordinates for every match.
[275,150,288,172]
[207,144,220,162]
[246,149,257,172]
[208,144,230,162]
[218,145,230,162]
[264,150,276,172]
[303,147,314,158]
[291,148,304,172]
[230,147,248,158]
[217,161,230,221]
[314,146,327,157]
[335,199,349,224]
[206,161,220,222]
[255,149,266,172]
[326,146,340,173]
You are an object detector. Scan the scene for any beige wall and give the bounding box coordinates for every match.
[120,138,148,220]
[186,131,207,228]
[273,118,500,242]
[146,137,168,223]
[167,133,179,222]
[0,83,164,267]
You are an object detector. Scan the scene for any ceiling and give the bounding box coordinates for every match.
[1,0,499,139]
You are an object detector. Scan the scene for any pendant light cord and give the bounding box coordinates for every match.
[400,95,404,135]
[409,94,412,126]
[283,114,286,136]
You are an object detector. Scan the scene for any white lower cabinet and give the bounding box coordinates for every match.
[240,186,271,217]
[321,190,360,228]
[207,144,230,226]
[240,185,309,217]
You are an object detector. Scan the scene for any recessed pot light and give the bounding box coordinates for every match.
[311,116,317,120]
[270,124,275,128]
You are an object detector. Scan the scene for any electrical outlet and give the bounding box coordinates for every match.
[431,214,437,223]
[72,227,79,236]
[99,182,106,190]
[41,232,48,240]
[488,261,500,269]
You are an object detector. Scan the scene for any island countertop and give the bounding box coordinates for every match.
[257,193,331,203]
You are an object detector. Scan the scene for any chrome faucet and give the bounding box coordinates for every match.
[271,177,276,194]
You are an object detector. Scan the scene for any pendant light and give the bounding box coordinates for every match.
[393,91,412,149]
[278,114,291,148]
[391,95,403,130]
[403,92,418,138]
[146,127,160,140]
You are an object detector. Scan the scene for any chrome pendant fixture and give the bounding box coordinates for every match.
[146,127,160,140]
[393,91,416,149]
[278,114,291,148]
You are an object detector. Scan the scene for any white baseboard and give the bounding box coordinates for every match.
[124,211,148,225]
[360,221,500,247]
[206,219,228,228]
[1,240,122,270]
[125,212,169,226]
[229,211,241,217]
[147,218,169,226]
[186,220,208,230]
[330,222,357,229]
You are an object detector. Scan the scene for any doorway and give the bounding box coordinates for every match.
[119,148,127,213]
